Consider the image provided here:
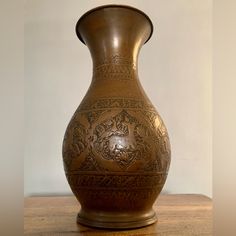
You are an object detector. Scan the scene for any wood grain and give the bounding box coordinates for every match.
[24,194,212,236]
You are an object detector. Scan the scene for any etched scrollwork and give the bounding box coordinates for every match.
[63,121,88,170]
[79,97,155,111]
[98,54,135,66]
[64,98,171,173]
[67,173,166,189]
[92,110,152,169]
[84,110,108,128]
[93,55,136,80]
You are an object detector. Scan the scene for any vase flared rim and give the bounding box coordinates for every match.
[76,4,154,45]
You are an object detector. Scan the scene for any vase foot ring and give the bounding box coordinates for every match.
[77,209,157,229]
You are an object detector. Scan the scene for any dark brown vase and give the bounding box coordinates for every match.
[63,5,171,229]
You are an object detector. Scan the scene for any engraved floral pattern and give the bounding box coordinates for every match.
[93,110,152,169]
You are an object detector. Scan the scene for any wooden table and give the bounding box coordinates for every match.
[24,194,212,235]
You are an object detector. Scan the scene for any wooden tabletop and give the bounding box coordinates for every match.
[24,194,212,235]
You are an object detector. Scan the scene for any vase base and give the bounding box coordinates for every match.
[77,208,157,229]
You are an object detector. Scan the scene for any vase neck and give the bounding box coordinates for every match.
[76,5,153,80]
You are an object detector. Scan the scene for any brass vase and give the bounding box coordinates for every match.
[63,5,171,229]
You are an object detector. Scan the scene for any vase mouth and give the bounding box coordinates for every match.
[76,4,153,45]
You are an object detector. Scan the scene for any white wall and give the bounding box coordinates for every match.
[24,0,212,197]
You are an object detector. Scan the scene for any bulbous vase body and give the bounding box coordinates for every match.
[63,5,171,229]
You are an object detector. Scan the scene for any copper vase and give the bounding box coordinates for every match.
[63,5,171,229]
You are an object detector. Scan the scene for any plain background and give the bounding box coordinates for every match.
[24,0,212,197]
